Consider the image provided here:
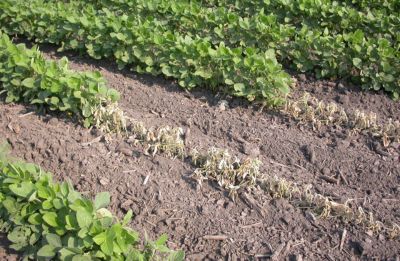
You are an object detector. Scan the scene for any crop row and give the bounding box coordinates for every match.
[284,92,400,146]
[0,144,183,260]
[49,0,400,97]
[0,32,120,128]
[0,33,186,260]
[191,147,400,239]
[0,0,292,106]
[98,97,399,236]
[202,0,400,20]
[91,0,400,39]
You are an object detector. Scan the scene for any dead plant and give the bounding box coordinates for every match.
[191,148,261,199]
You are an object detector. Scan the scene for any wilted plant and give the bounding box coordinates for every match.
[145,127,185,158]
[92,102,127,133]
[127,120,149,142]
[191,148,261,199]
[283,93,350,130]
[310,194,353,220]
[260,175,300,199]
[351,110,378,131]
[257,172,398,238]
[125,119,185,158]
[284,92,399,146]
[381,119,400,147]
[387,223,400,239]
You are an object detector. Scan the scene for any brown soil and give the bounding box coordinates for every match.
[0,44,399,260]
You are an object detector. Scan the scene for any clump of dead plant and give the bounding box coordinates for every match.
[258,175,398,238]
[259,175,300,199]
[190,148,261,199]
[284,92,349,129]
[283,92,400,146]
[126,120,185,158]
[92,102,127,133]
[380,119,400,147]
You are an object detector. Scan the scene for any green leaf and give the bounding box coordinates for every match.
[7,227,26,244]
[76,210,93,228]
[22,78,35,88]
[122,210,133,226]
[37,244,57,258]
[28,213,42,225]
[52,198,64,209]
[96,208,112,219]
[50,82,62,93]
[107,89,120,102]
[46,233,62,248]
[73,91,82,98]
[67,190,81,203]
[9,182,35,198]
[77,228,88,239]
[144,56,154,66]
[72,255,92,261]
[382,74,394,82]
[100,237,114,256]
[65,214,79,230]
[59,248,80,260]
[67,237,82,248]
[94,192,110,210]
[50,96,60,106]
[11,79,21,86]
[155,234,168,246]
[82,104,92,118]
[224,79,234,85]
[69,39,79,48]
[194,69,212,79]
[43,212,59,227]
[29,232,40,245]
[30,98,44,104]
[264,49,277,61]
[42,200,54,210]
[352,58,362,68]
[161,66,173,77]
[168,250,185,261]
[93,232,106,245]
[233,83,245,92]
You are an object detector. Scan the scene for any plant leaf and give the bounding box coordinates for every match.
[37,244,57,258]
[94,192,110,210]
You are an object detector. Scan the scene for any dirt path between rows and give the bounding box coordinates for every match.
[0,43,399,260]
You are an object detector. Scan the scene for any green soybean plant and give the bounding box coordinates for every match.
[0,144,184,260]
[0,32,120,127]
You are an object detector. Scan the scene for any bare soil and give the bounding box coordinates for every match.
[0,44,399,260]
